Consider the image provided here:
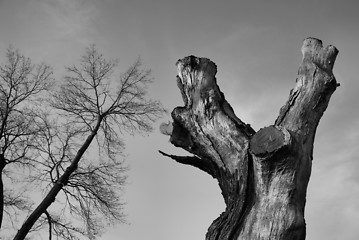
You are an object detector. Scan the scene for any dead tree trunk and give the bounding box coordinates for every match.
[159,38,338,240]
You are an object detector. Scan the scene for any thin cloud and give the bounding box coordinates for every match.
[33,0,99,45]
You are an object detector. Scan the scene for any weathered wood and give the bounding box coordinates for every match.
[160,38,338,240]
[250,126,290,157]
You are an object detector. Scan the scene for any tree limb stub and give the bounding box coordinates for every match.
[160,38,338,240]
[173,56,254,173]
[158,150,217,178]
[275,38,338,139]
[250,126,292,158]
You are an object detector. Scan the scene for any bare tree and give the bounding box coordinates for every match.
[0,47,53,229]
[14,45,165,240]
[26,112,127,239]
[160,38,339,239]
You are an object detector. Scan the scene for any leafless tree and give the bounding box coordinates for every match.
[25,112,127,240]
[0,47,53,229]
[14,45,165,240]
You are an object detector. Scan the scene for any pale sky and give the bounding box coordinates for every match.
[1,0,359,239]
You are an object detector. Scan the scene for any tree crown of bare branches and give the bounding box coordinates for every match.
[0,46,53,231]
[51,44,165,159]
[11,45,165,240]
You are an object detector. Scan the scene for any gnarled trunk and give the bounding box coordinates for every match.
[160,38,338,240]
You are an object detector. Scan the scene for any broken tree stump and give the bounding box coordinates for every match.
[160,38,338,240]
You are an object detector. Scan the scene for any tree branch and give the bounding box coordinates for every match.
[158,150,217,178]
[275,38,338,138]
[170,56,252,173]
[44,210,52,240]
[161,56,254,229]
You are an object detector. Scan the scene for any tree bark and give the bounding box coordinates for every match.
[160,38,338,240]
[0,154,6,229]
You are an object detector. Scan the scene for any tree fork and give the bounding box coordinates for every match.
[160,38,338,240]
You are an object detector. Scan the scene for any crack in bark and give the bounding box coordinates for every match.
[275,85,301,126]
[195,118,227,170]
